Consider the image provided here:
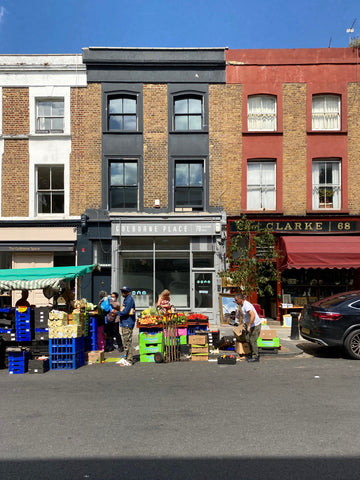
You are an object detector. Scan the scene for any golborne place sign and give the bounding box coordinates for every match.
[229,220,359,233]
[112,221,220,236]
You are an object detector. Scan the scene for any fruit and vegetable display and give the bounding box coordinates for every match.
[137,308,207,326]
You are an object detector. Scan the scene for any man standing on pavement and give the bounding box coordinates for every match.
[235,293,262,362]
[116,286,136,366]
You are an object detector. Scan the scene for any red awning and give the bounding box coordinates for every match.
[279,236,360,270]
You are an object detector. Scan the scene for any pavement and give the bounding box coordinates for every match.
[104,319,304,363]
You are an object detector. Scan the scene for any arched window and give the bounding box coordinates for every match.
[108,95,137,131]
[174,95,203,131]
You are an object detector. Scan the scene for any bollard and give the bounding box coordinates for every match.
[290,312,300,340]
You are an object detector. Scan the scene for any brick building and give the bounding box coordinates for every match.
[2,47,360,323]
[224,48,360,319]
[79,48,227,321]
[0,55,87,305]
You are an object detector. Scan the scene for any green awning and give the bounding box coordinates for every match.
[0,264,98,291]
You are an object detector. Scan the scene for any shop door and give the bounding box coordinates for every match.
[192,271,214,315]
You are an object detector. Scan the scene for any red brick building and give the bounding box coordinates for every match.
[224,48,360,319]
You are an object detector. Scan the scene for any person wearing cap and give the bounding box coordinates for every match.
[116,286,136,366]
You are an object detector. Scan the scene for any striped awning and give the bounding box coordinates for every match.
[0,264,98,291]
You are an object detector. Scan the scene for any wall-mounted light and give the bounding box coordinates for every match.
[81,214,88,232]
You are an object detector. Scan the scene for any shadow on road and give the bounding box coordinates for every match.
[296,341,349,359]
[1,456,360,480]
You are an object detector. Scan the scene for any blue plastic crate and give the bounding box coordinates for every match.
[88,315,98,331]
[49,337,84,354]
[8,350,30,374]
[49,351,85,370]
[16,332,32,341]
[15,309,31,321]
[187,325,208,335]
[85,338,97,352]
[9,363,28,374]
[35,328,49,332]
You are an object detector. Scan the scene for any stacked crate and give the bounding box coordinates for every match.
[48,310,84,370]
[49,337,85,370]
[28,357,49,374]
[7,347,31,374]
[139,330,164,363]
[164,326,187,346]
[85,314,98,351]
[188,334,209,361]
[34,307,50,341]
[0,308,15,342]
[48,310,82,338]
[15,308,33,342]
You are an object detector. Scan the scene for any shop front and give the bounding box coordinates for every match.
[228,216,360,321]
[0,226,77,307]
[110,215,226,323]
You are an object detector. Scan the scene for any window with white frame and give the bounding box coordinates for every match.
[109,160,138,209]
[248,95,277,131]
[312,95,340,130]
[312,159,341,209]
[108,95,137,131]
[247,160,276,210]
[36,99,64,133]
[36,165,64,214]
[174,95,203,131]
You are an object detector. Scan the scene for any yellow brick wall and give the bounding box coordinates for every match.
[2,139,29,216]
[209,84,242,215]
[2,88,29,135]
[70,84,102,215]
[347,83,360,214]
[282,83,307,215]
[143,84,168,208]
[2,88,30,216]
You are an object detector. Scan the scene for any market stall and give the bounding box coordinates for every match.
[0,265,98,373]
[137,308,211,363]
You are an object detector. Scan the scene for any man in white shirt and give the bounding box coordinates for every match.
[235,293,262,362]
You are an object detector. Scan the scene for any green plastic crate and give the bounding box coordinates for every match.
[179,335,187,345]
[257,337,280,348]
[139,342,164,355]
[140,353,156,363]
[139,331,163,346]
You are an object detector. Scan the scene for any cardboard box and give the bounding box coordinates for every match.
[260,329,277,340]
[188,334,207,345]
[87,350,105,364]
[191,346,209,354]
[235,341,251,355]
[191,354,208,361]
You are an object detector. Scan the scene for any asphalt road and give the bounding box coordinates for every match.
[1,343,360,480]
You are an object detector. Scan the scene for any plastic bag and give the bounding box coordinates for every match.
[100,296,111,313]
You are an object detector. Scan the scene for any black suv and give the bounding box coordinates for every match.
[300,291,360,359]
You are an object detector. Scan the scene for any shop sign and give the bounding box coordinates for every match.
[229,220,359,233]
[112,221,218,236]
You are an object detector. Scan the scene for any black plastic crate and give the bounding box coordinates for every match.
[34,307,50,328]
[28,358,49,374]
[217,354,237,365]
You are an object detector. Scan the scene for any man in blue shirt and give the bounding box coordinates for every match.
[117,286,136,366]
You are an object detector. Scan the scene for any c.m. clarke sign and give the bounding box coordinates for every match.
[229,220,359,233]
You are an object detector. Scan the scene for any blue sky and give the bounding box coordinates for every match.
[0,0,359,54]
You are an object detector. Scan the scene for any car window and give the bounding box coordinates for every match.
[349,300,360,309]
[315,292,360,309]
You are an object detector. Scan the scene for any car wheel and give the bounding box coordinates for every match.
[344,329,360,359]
